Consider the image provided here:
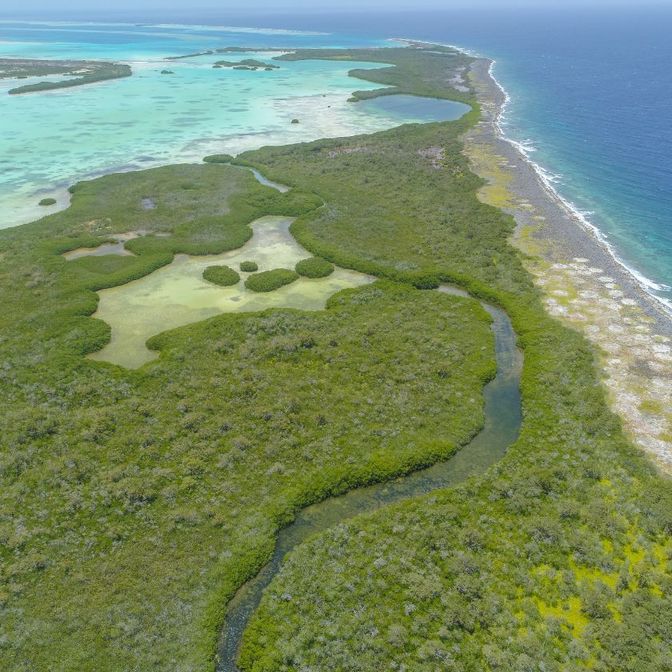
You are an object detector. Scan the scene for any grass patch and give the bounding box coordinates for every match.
[203,265,240,286]
[203,154,234,164]
[295,256,334,278]
[245,268,299,292]
[240,260,259,272]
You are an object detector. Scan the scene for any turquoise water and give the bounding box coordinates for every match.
[272,9,672,314]
[361,93,469,122]
[0,21,467,228]
[6,13,667,318]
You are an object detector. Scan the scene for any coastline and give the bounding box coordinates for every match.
[0,58,435,231]
[464,56,672,470]
[400,37,671,320]
[486,58,672,319]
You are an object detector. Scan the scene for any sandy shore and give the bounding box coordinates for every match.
[464,57,672,471]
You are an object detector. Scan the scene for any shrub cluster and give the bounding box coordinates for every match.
[239,260,258,272]
[244,268,299,292]
[295,256,335,278]
[202,265,240,286]
[203,154,234,164]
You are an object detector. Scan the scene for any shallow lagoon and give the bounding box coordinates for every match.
[358,94,470,123]
[0,22,470,229]
[88,216,373,368]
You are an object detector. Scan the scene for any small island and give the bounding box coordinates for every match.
[38,197,57,206]
[213,59,279,71]
[245,268,299,292]
[1,58,132,95]
[202,265,240,286]
[295,256,334,278]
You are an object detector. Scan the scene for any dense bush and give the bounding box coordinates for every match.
[202,265,240,286]
[295,256,334,278]
[245,268,299,292]
[9,62,131,95]
[240,260,259,272]
[203,154,234,164]
[234,46,672,672]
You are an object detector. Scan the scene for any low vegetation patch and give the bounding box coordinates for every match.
[203,154,234,164]
[244,268,299,292]
[202,264,240,286]
[4,58,131,94]
[38,197,57,206]
[295,256,334,278]
[214,59,279,70]
[240,260,259,272]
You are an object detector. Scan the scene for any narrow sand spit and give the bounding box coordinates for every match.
[464,57,672,472]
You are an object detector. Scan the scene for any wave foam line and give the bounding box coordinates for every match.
[484,58,672,316]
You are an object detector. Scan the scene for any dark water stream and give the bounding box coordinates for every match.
[216,286,522,671]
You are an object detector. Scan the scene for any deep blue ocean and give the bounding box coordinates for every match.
[1,7,670,308]
[243,6,672,308]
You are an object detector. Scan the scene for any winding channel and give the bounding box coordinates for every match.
[216,285,523,671]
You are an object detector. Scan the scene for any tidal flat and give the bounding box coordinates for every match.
[89,216,372,368]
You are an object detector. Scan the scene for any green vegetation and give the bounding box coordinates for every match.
[245,268,300,292]
[214,59,279,70]
[202,265,240,286]
[161,69,174,75]
[276,44,473,105]
[38,197,57,206]
[203,154,234,164]
[3,58,131,95]
[226,46,672,672]
[0,174,492,668]
[0,43,670,672]
[295,256,334,278]
[240,260,259,272]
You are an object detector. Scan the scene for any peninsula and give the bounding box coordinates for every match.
[1,58,132,94]
[0,41,669,672]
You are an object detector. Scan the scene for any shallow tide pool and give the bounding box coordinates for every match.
[88,216,373,368]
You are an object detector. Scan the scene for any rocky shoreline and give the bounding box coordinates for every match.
[465,57,672,470]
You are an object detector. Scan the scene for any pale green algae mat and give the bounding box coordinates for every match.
[87,216,372,368]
